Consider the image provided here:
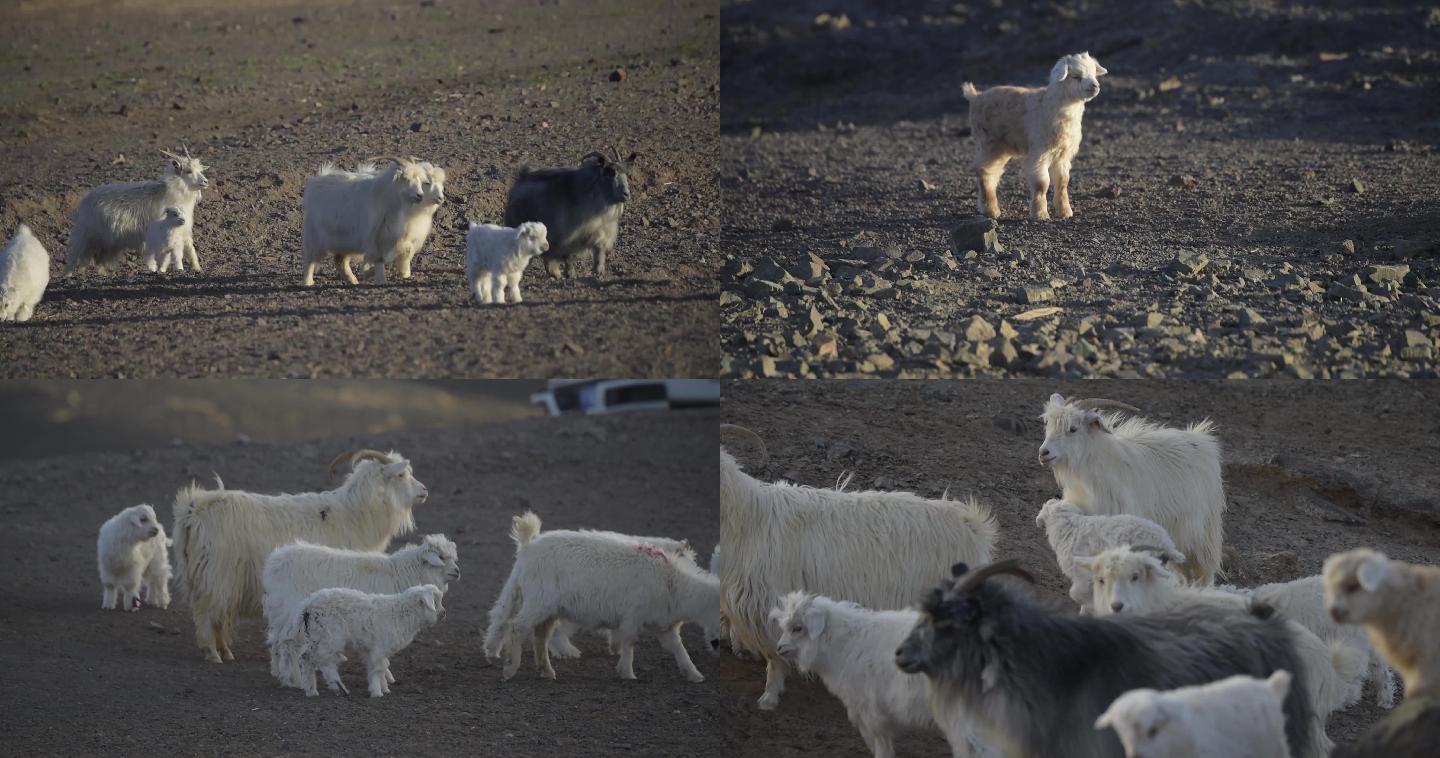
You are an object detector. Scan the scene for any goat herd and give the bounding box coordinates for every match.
[97,448,719,699]
[0,146,637,321]
[718,393,1437,758]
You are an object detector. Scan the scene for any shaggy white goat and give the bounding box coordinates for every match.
[143,206,188,273]
[262,534,459,686]
[277,584,444,697]
[1096,672,1294,758]
[0,224,50,322]
[771,592,997,758]
[66,148,207,274]
[97,504,171,611]
[171,449,427,663]
[465,221,549,304]
[483,511,722,683]
[719,425,998,710]
[1039,394,1225,586]
[300,158,444,286]
[1086,545,1369,754]
[1035,497,1183,613]
[962,52,1107,220]
[1325,548,1440,701]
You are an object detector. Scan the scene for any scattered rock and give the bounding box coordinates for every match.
[1096,185,1122,199]
[961,315,996,343]
[609,67,627,82]
[1169,251,1209,276]
[1014,286,1054,304]
[813,12,851,30]
[1157,75,1183,92]
[1366,264,1409,285]
[1348,178,1365,194]
[1014,306,1063,321]
[949,216,1002,256]
[1169,174,1199,189]
[1337,239,1356,255]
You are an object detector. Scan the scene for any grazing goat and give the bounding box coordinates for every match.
[464,221,548,304]
[1035,497,1183,613]
[277,584,444,698]
[143,206,188,273]
[483,512,721,683]
[894,561,1321,758]
[300,158,445,286]
[963,52,1107,220]
[1039,394,1225,585]
[770,592,997,758]
[66,148,208,274]
[503,148,632,278]
[172,449,427,663]
[1325,548,1440,700]
[0,224,49,322]
[97,504,171,611]
[719,424,997,710]
[1095,672,1294,758]
[262,534,459,686]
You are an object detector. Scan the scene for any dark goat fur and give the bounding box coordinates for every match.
[895,562,1316,758]
[503,151,633,278]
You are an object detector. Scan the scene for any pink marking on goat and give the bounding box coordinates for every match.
[635,543,668,560]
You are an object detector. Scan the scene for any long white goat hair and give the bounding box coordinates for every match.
[300,159,443,286]
[172,450,426,663]
[278,584,444,698]
[771,592,997,758]
[719,426,998,710]
[0,224,50,322]
[1040,394,1225,586]
[262,534,458,684]
[65,149,207,274]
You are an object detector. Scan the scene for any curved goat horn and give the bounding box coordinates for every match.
[953,559,1036,593]
[327,448,390,481]
[579,151,608,165]
[719,424,769,467]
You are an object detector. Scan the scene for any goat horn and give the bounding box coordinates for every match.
[953,559,1035,593]
[719,424,769,467]
[610,145,623,164]
[1070,398,1142,414]
[580,151,607,165]
[326,448,390,481]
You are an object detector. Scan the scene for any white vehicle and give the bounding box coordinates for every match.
[530,379,719,416]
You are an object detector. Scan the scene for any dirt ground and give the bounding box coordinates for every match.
[0,0,719,378]
[720,0,1440,379]
[0,391,726,756]
[720,379,1440,756]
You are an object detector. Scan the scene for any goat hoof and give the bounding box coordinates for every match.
[757,694,779,710]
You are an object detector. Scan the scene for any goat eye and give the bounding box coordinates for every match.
[1131,574,1139,582]
[1147,726,1159,738]
[1097,578,1105,585]
[1068,426,1077,434]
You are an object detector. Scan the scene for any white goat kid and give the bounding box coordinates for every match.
[143,206,189,273]
[1035,497,1183,613]
[1039,394,1225,586]
[66,148,207,274]
[171,449,428,663]
[300,158,445,286]
[1095,672,1294,758]
[771,592,997,758]
[97,504,171,611]
[963,52,1107,220]
[1324,548,1440,701]
[465,221,549,304]
[0,224,50,322]
[281,584,444,698]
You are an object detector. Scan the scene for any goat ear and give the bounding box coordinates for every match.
[420,590,438,612]
[1084,409,1111,433]
[1048,392,1066,406]
[1268,670,1292,698]
[1357,555,1388,591]
[1051,60,1070,82]
[383,461,407,477]
[422,551,444,567]
[1095,64,1109,76]
[804,605,826,636]
[1094,708,1114,730]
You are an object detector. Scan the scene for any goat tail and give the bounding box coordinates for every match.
[510,511,541,551]
[961,82,979,100]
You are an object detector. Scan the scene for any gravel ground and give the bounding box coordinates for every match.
[720,379,1440,756]
[0,0,719,378]
[720,0,1440,379]
[0,391,727,756]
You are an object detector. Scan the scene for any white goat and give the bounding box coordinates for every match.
[171,449,428,663]
[97,504,171,611]
[142,206,188,273]
[465,221,549,304]
[719,425,998,710]
[1096,672,1294,758]
[1325,548,1440,701]
[1039,394,1225,585]
[300,158,444,286]
[66,148,207,274]
[0,224,50,322]
[771,592,997,758]
[1035,497,1183,613]
[262,534,460,686]
[483,511,722,683]
[277,584,444,698]
[1086,546,1369,753]
[1226,574,1395,709]
[962,52,1107,220]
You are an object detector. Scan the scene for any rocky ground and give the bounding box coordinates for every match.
[720,0,1440,378]
[720,379,1440,755]
[0,392,726,755]
[0,0,719,378]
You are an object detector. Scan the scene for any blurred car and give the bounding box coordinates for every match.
[530,379,720,416]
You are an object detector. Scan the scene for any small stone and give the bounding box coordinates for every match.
[1366,264,1409,285]
[1157,76,1183,92]
[962,315,996,343]
[1133,312,1165,329]
[949,216,1002,256]
[1169,251,1209,276]
[758,356,779,378]
[863,353,895,372]
[1170,174,1199,189]
[771,217,797,232]
[1014,286,1054,304]
[1338,239,1356,255]
[811,333,839,359]
[742,279,784,299]
[1327,283,1366,302]
[1096,185,1122,199]
[804,305,825,336]
[1402,330,1431,349]
[1349,178,1365,194]
[719,291,742,307]
[750,256,789,284]
[793,252,828,282]
[609,67,627,82]
[1237,308,1267,327]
